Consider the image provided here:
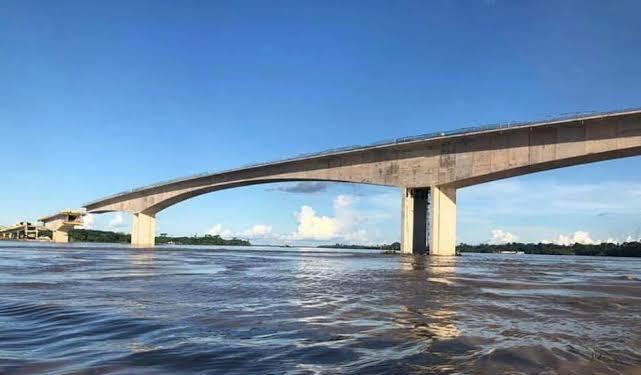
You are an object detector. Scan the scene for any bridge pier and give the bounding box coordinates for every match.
[401,188,429,254]
[52,230,69,243]
[401,186,457,256]
[429,186,457,256]
[40,210,84,243]
[131,212,155,247]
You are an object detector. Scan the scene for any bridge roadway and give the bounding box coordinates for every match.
[84,109,641,254]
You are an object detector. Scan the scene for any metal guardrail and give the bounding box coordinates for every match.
[84,107,641,207]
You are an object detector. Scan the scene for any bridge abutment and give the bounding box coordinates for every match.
[131,212,155,247]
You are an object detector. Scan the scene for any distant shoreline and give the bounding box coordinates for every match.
[456,242,641,257]
[69,229,250,246]
[62,229,641,257]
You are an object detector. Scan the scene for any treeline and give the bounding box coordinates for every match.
[156,234,250,246]
[69,229,250,246]
[69,229,130,243]
[457,241,641,257]
[318,242,401,251]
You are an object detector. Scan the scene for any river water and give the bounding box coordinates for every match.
[0,243,640,374]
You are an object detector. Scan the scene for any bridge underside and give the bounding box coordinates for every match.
[119,184,458,254]
[83,110,641,254]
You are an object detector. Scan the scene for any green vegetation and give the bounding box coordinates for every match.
[457,241,641,257]
[67,230,641,257]
[69,229,250,246]
[319,241,641,257]
[318,242,401,251]
[156,234,250,246]
[69,229,130,243]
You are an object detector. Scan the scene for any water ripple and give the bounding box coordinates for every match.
[0,245,640,374]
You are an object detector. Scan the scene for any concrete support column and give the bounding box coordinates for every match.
[429,186,457,256]
[52,230,69,243]
[131,212,156,247]
[401,187,429,254]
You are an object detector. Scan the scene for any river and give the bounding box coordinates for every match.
[0,242,640,374]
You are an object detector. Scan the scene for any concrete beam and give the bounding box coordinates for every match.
[401,188,429,254]
[131,212,155,247]
[429,186,457,256]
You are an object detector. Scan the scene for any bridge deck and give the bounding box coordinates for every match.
[84,107,641,207]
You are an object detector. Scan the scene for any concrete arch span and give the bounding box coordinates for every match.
[83,109,641,253]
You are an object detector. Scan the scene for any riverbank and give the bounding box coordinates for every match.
[319,241,641,257]
[457,242,641,257]
[67,229,641,257]
[69,229,250,246]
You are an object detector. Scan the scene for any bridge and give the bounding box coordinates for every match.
[40,210,85,243]
[83,109,641,255]
[0,211,84,242]
[0,222,45,240]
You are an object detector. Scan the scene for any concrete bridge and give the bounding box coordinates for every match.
[40,210,85,243]
[84,109,641,254]
[0,222,44,240]
[0,211,84,242]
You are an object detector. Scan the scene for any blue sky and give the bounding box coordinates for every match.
[1,0,641,245]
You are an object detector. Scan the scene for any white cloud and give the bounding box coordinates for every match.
[545,230,619,246]
[108,213,125,229]
[458,179,641,244]
[490,229,518,244]
[294,205,338,240]
[201,195,376,244]
[553,230,597,246]
[207,224,232,237]
[207,223,272,239]
[289,194,369,242]
[242,224,272,237]
[461,180,641,217]
[208,224,222,235]
[81,213,95,229]
[624,235,641,242]
[542,231,641,245]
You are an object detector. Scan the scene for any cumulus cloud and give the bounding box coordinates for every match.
[81,213,95,229]
[204,192,394,245]
[108,213,126,229]
[289,194,367,242]
[490,229,518,244]
[552,231,598,246]
[242,224,272,237]
[557,231,596,245]
[271,182,328,194]
[294,206,339,240]
[207,224,232,237]
[207,223,273,239]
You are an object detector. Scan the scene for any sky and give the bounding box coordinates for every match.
[1,0,641,246]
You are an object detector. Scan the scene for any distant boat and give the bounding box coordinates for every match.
[499,250,525,254]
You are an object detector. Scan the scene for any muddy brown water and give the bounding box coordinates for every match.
[0,242,640,374]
